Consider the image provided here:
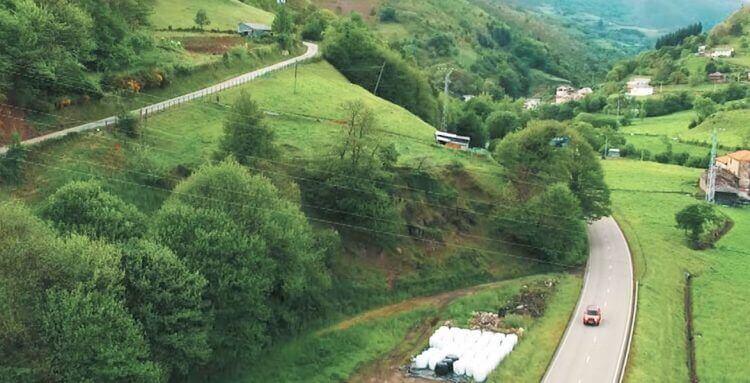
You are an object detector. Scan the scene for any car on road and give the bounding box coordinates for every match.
[583,305,602,326]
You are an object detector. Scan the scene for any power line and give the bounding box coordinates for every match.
[15,157,583,270]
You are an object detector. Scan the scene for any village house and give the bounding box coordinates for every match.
[555,85,592,104]
[709,72,727,84]
[626,77,654,96]
[701,150,750,202]
[709,46,735,58]
[238,22,271,37]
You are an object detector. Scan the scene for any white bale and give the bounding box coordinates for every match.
[474,366,488,382]
[414,353,428,369]
[453,359,466,375]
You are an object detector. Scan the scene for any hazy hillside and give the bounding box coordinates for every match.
[513,0,740,30]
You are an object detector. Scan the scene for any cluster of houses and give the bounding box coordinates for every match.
[700,150,750,202]
[554,85,593,104]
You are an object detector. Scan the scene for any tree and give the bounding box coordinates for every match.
[272,6,295,50]
[675,203,723,248]
[379,6,397,22]
[0,202,160,381]
[496,184,588,264]
[216,92,277,165]
[151,161,332,366]
[486,111,521,140]
[693,96,717,123]
[0,131,26,185]
[301,10,331,41]
[304,101,403,245]
[194,9,210,30]
[120,240,211,377]
[453,111,487,149]
[41,287,163,382]
[40,181,147,242]
[496,120,611,220]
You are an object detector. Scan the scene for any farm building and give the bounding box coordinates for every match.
[709,46,735,58]
[238,22,271,37]
[701,150,750,202]
[708,72,727,84]
[435,131,470,150]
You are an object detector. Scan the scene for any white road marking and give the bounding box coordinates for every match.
[607,288,611,294]
[604,301,608,307]
[586,355,591,364]
[594,336,598,344]
[609,264,613,270]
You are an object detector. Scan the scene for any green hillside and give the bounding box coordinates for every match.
[151,0,275,30]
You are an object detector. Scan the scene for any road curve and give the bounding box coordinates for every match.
[0,42,319,155]
[543,217,634,383]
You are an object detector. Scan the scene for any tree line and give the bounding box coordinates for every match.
[655,22,703,49]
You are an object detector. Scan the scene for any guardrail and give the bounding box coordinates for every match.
[0,42,319,155]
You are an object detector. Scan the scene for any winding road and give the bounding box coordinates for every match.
[0,42,319,155]
[543,217,635,383]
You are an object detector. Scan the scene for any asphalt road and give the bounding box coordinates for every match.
[0,42,319,155]
[543,217,634,383]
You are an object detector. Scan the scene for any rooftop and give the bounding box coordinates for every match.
[728,150,750,162]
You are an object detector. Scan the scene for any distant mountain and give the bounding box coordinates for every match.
[510,0,741,31]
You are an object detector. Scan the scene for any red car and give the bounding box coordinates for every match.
[583,305,602,326]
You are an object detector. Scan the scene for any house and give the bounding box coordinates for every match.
[709,46,735,58]
[555,85,592,104]
[627,77,654,96]
[607,148,621,158]
[708,72,727,84]
[524,98,541,110]
[238,22,271,37]
[698,45,707,55]
[435,131,470,150]
[701,150,750,201]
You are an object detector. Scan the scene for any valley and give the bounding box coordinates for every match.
[1,1,749,383]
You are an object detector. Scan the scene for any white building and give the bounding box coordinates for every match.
[627,77,654,97]
[555,85,591,104]
[524,98,541,110]
[709,46,735,58]
[435,131,470,150]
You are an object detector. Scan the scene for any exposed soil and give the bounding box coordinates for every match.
[178,36,246,54]
[0,105,38,145]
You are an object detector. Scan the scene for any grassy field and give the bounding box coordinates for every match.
[621,111,740,157]
[682,108,750,148]
[218,273,581,383]
[150,0,274,30]
[27,45,289,138]
[603,160,750,382]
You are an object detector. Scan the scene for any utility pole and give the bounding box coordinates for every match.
[373,61,386,96]
[442,68,454,131]
[603,136,609,159]
[706,127,718,203]
[293,62,299,94]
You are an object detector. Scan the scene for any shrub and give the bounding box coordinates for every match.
[116,110,140,138]
[0,132,26,185]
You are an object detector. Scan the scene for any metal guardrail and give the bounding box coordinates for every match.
[0,42,319,155]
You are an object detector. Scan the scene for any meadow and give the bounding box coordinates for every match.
[603,160,750,382]
[150,0,274,30]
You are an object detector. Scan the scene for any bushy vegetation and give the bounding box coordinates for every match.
[675,203,729,249]
[323,15,438,124]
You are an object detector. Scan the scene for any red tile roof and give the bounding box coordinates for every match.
[728,150,750,162]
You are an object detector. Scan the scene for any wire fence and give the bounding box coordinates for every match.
[0,42,318,155]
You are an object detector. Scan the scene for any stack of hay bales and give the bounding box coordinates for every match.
[412,326,519,382]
